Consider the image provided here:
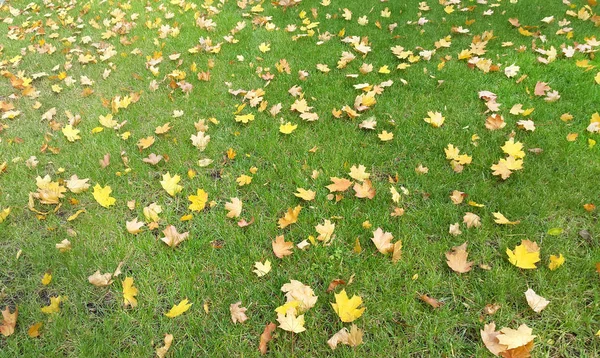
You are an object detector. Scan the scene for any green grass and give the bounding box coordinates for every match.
[1,0,599,356]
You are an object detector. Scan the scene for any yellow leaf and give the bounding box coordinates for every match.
[62,125,81,142]
[595,72,600,85]
[235,113,255,123]
[548,253,565,270]
[137,136,155,150]
[160,172,183,196]
[501,138,525,159]
[236,174,252,186]
[278,205,302,229]
[122,277,138,308]
[188,189,208,212]
[92,184,116,208]
[27,322,42,338]
[253,260,272,277]
[378,65,391,74]
[67,209,86,221]
[279,122,297,134]
[0,207,10,223]
[41,296,62,314]
[156,334,173,358]
[41,273,52,286]
[331,289,365,322]
[507,240,540,269]
[378,130,393,141]
[497,324,536,350]
[165,299,192,318]
[272,235,293,258]
[493,212,520,225]
[294,188,315,201]
[276,311,306,333]
[258,42,271,53]
[423,111,445,128]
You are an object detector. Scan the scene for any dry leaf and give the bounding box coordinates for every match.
[445,242,473,273]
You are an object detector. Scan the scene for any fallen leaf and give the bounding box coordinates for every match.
[507,240,540,269]
[156,334,174,358]
[165,299,192,318]
[259,322,277,355]
[278,205,302,228]
[445,242,473,273]
[272,235,293,258]
[122,277,138,308]
[419,294,443,309]
[524,289,549,313]
[331,289,365,322]
[230,302,248,324]
[0,307,17,337]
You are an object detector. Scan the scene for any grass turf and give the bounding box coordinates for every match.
[0,0,599,356]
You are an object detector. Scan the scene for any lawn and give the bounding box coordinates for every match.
[1,0,599,356]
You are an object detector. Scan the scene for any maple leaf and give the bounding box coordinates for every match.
[88,271,113,287]
[235,113,255,123]
[137,136,155,150]
[92,184,116,208]
[281,280,318,312]
[493,212,520,225]
[55,239,71,252]
[156,334,174,358]
[419,294,443,309]
[445,242,473,273]
[65,175,90,193]
[160,225,189,248]
[126,218,145,234]
[27,322,42,338]
[326,177,352,192]
[491,160,513,180]
[259,322,277,355]
[62,124,81,142]
[331,289,365,322]
[279,122,297,134]
[278,205,301,228]
[371,228,394,254]
[507,240,540,269]
[497,324,536,350]
[230,302,248,324]
[272,235,293,258]
[122,277,138,308]
[188,189,208,212]
[236,174,252,186]
[0,207,10,223]
[502,138,525,159]
[463,212,481,228]
[225,197,242,218]
[160,172,183,196]
[378,130,394,141]
[165,299,192,318]
[191,131,210,151]
[328,324,364,350]
[485,114,506,130]
[41,273,52,286]
[41,296,62,314]
[354,180,375,199]
[315,219,335,243]
[277,311,305,333]
[481,322,508,356]
[524,289,549,313]
[294,188,315,201]
[424,111,445,127]
[349,164,370,182]
[0,307,17,337]
[548,254,565,270]
[253,260,272,277]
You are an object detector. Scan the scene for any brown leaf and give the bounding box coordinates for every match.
[99,153,110,168]
[259,322,277,355]
[237,217,254,227]
[326,279,347,293]
[353,180,376,199]
[419,294,443,309]
[27,322,43,338]
[484,303,501,315]
[500,341,534,358]
[481,322,508,356]
[326,177,352,192]
[445,242,474,273]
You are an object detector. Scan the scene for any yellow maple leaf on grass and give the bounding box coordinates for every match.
[41,296,62,314]
[278,205,302,228]
[165,299,192,318]
[276,311,305,333]
[93,184,116,208]
[62,125,81,142]
[331,289,365,322]
[122,277,138,308]
[188,189,208,212]
[548,254,565,270]
[160,173,183,196]
[279,122,297,134]
[0,307,17,337]
[294,188,315,201]
[0,207,10,223]
[507,240,540,269]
